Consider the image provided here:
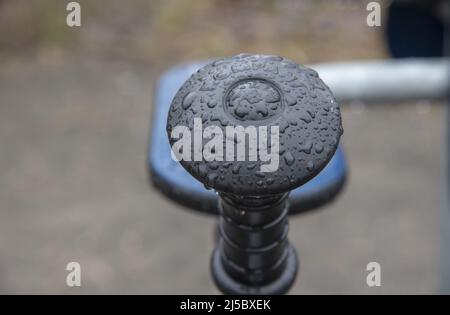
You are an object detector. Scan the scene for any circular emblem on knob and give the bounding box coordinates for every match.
[225,79,283,123]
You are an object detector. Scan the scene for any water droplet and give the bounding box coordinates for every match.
[288,118,298,126]
[266,56,283,61]
[207,173,218,184]
[315,143,324,154]
[279,120,289,133]
[300,141,313,154]
[207,100,217,108]
[300,115,311,123]
[200,81,215,91]
[285,95,297,106]
[255,171,265,178]
[182,92,197,109]
[284,152,295,166]
[234,107,248,118]
[198,164,207,177]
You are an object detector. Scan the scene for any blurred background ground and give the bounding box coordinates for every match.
[0,0,445,294]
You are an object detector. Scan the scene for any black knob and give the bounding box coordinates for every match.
[167,54,343,294]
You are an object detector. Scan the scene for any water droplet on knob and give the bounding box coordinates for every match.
[315,143,324,154]
[286,95,297,106]
[182,92,197,109]
[232,165,241,174]
[207,100,217,108]
[284,151,295,166]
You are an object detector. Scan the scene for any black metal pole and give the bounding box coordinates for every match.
[211,193,297,294]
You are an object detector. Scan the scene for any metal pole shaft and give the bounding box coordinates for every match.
[211,193,298,294]
[218,193,290,285]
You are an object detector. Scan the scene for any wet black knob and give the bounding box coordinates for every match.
[167,54,343,294]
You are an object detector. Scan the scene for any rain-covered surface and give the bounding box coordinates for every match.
[167,54,342,195]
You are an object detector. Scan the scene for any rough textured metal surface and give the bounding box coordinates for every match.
[167,54,343,195]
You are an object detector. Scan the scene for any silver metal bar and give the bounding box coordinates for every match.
[311,58,450,103]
